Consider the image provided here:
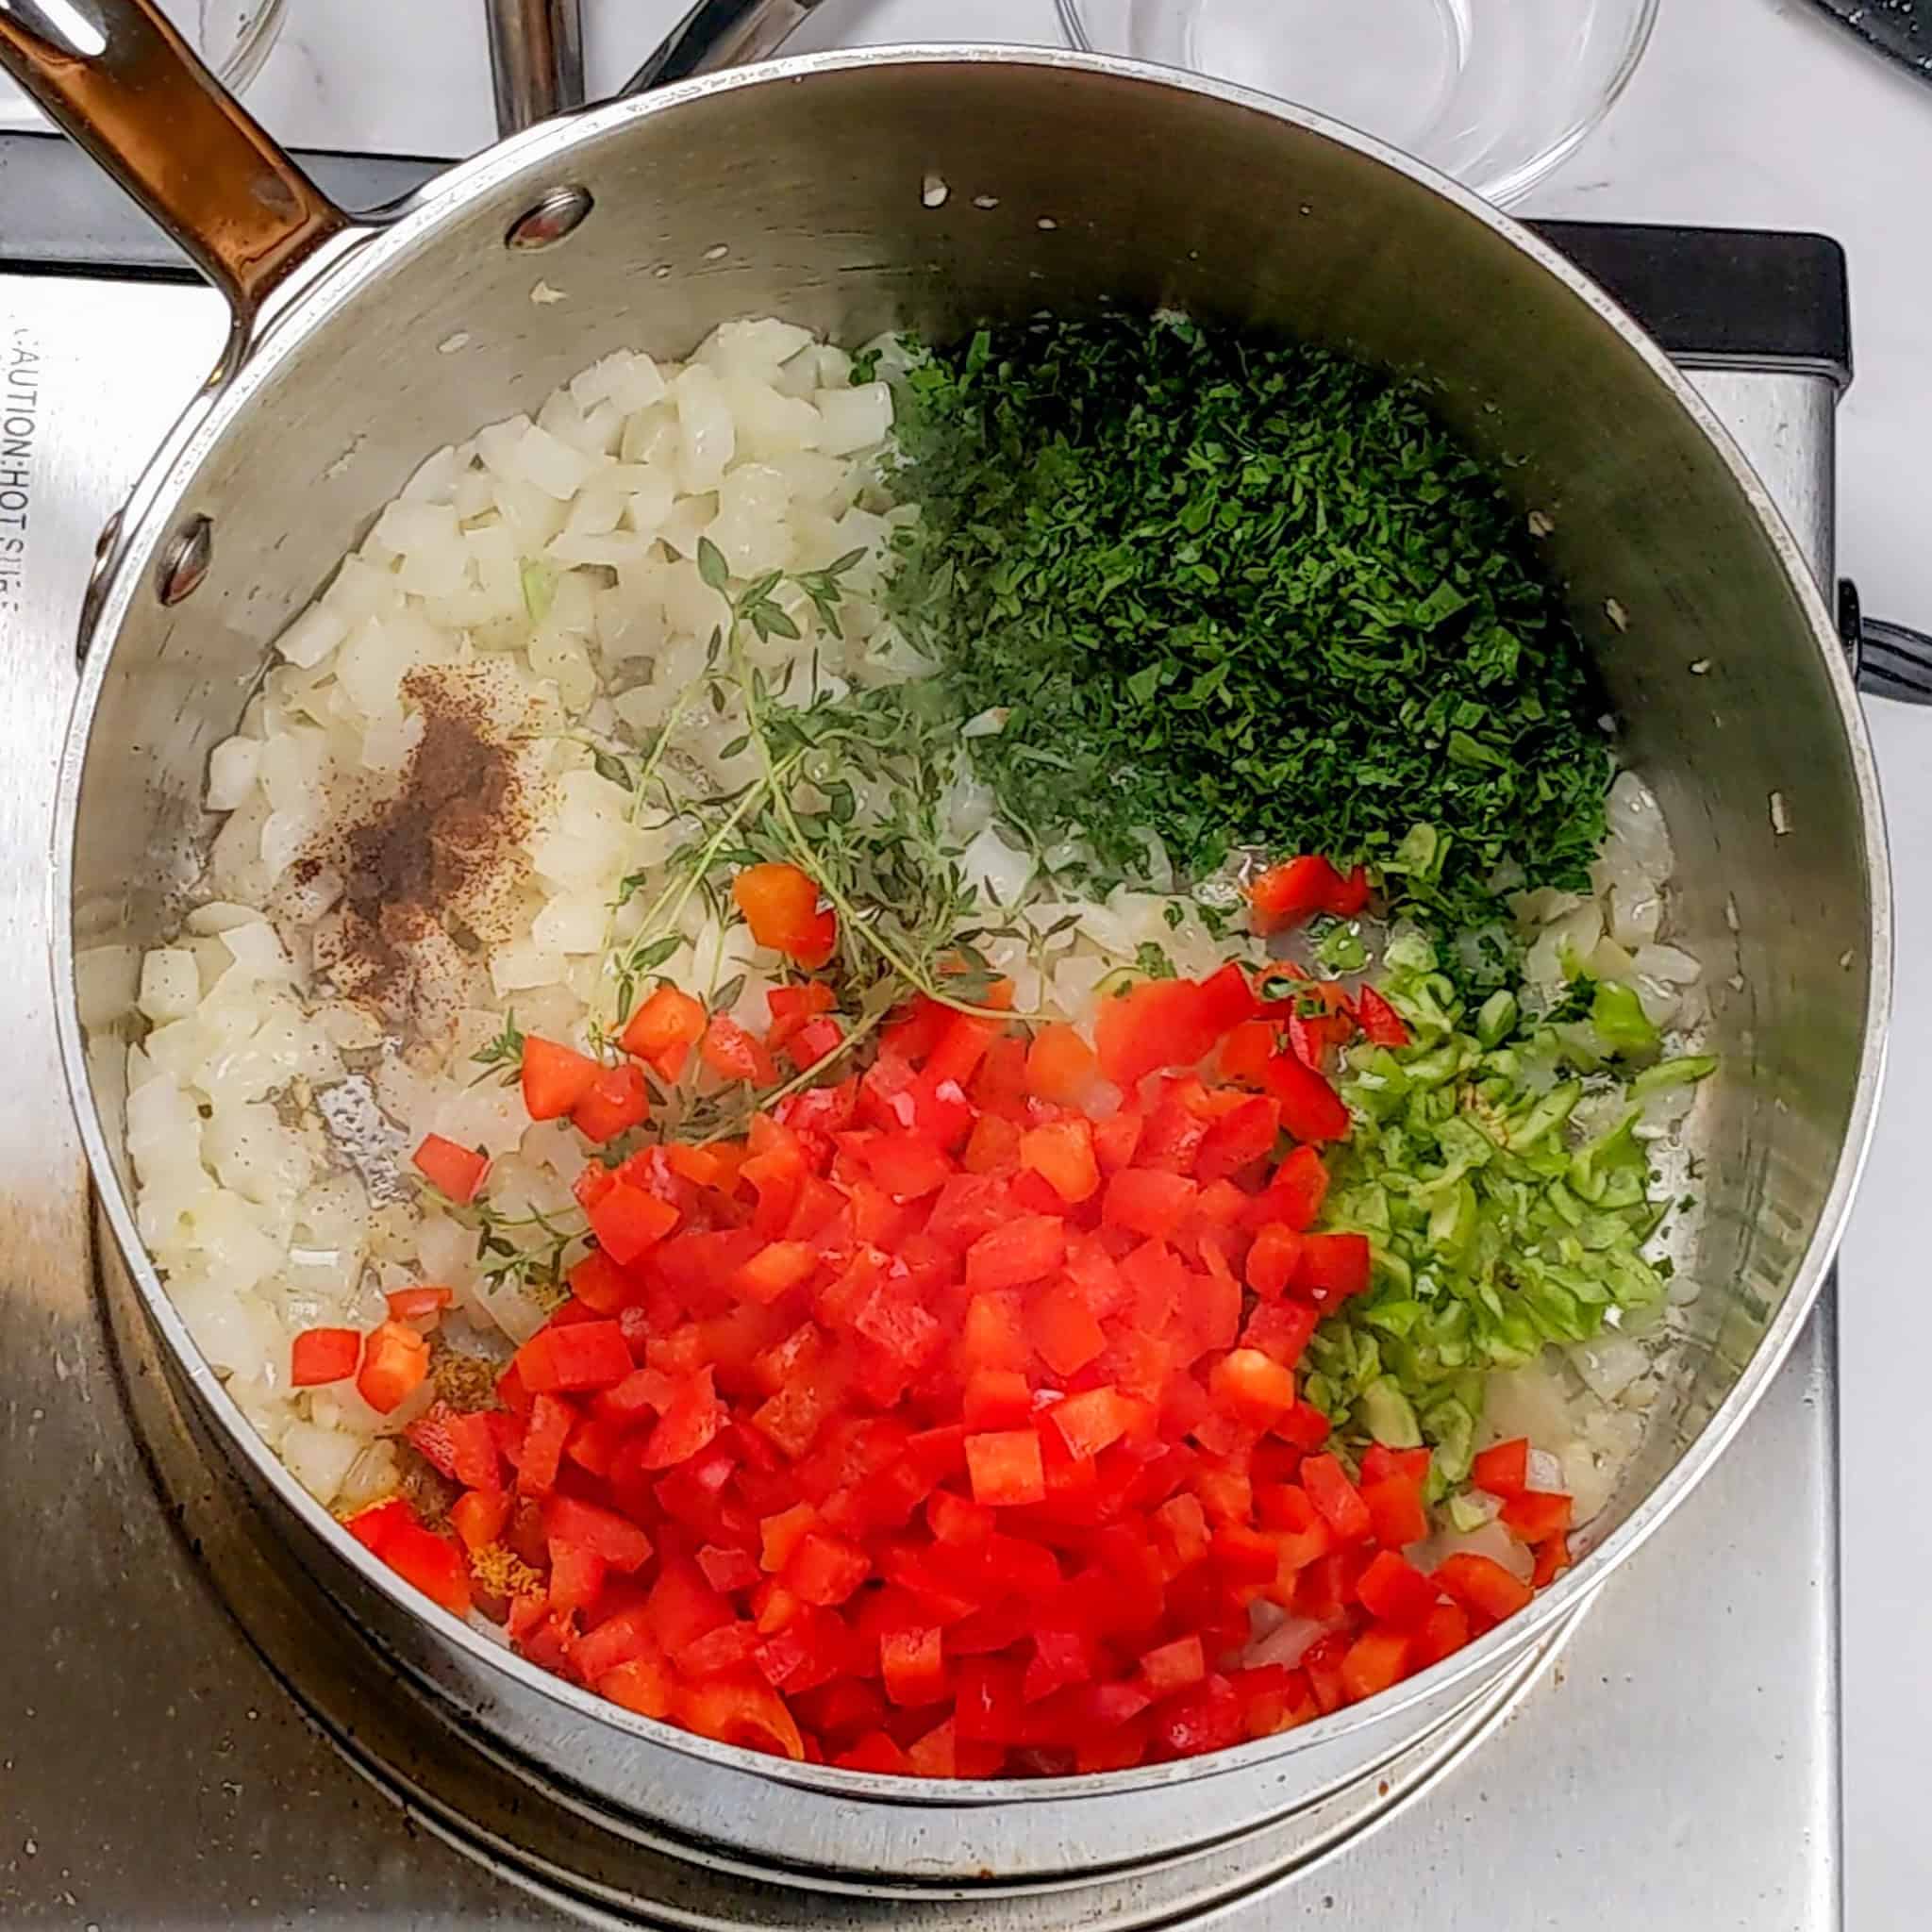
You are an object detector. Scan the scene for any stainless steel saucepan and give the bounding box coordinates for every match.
[4,0,1891,1888]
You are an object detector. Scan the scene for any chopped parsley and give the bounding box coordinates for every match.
[886,312,1613,932]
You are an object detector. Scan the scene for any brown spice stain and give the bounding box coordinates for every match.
[298,666,530,1034]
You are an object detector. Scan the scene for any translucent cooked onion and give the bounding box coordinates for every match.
[1605,769,1675,880]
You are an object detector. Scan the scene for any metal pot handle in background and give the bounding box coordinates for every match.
[484,0,823,127]
[0,0,347,332]
[621,1,825,94]
[486,0,585,135]
[1840,581,1932,704]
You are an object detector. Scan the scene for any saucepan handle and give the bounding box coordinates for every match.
[622,0,826,93]
[0,0,347,337]
[486,0,823,126]
[1839,581,1932,706]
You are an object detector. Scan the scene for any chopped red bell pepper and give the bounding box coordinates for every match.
[410,1132,491,1204]
[1434,1553,1534,1623]
[1301,1453,1374,1543]
[1361,1475,1428,1551]
[515,1320,634,1394]
[380,1523,474,1619]
[1247,856,1344,935]
[291,1325,361,1387]
[733,862,837,971]
[620,985,708,1077]
[1355,1549,1440,1629]
[1298,1231,1374,1304]
[357,1320,429,1415]
[571,1060,650,1143]
[964,1430,1046,1508]
[1499,1489,1574,1543]
[701,1013,778,1085]
[519,1035,604,1122]
[582,1178,676,1266]
[1260,1050,1352,1143]
[1472,1437,1531,1498]
[1339,1624,1410,1702]
[384,1284,453,1325]
[1355,984,1410,1047]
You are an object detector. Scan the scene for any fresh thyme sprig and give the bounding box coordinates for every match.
[448,1197,585,1301]
[469,1010,525,1088]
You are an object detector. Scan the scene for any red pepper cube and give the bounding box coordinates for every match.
[1412,1600,1473,1670]
[357,1320,428,1415]
[1028,1281,1107,1380]
[1355,1549,1441,1630]
[964,1215,1067,1293]
[1247,856,1343,936]
[701,1013,779,1086]
[963,1368,1034,1432]
[619,984,707,1076]
[881,1624,950,1707]
[410,1132,491,1204]
[1024,1023,1099,1104]
[1472,1436,1531,1498]
[1208,1347,1297,1426]
[1298,1231,1373,1304]
[1361,1474,1429,1551]
[963,1429,1046,1508]
[1101,1168,1198,1241]
[696,1543,762,1595]
[519,1036,604,1122]
[543,1493,655,1573]
[1259,1051,1352,1144]
[1356,984,1409,1046]
[953,1657,1027,1744]
[1362,1443,1433,1486]
[640,1365,727,1470]
[758,1502,821,1574]
[1300,1454,1373,1542]
[1194,1095,1282,1184]
[733,1239,818,1306]
[1048,1385,1144,1461]
[733,861,836,970]
[381,1523,474,1619]
[1210,1524,1282,1586]
[788,1015,844,1070]
[1339,1624,1411,1703]
[1245,1223,1305,1300]
[567,1247,636,1315]
[291,1325,361,1387]
[342,1496,417,1556]
[587,1179,679,1266]
[1148,1674,1246,1760]
[1245,1143,1330,1233]
[515,1392,575,1498]
[1433,1553,1534,1624]
[1138,1632,1207,1698]
[1019,1117,1101,1204]
[781,1529,873,1607]
[515,1319,634,1394]
[1022,1629,1096,1705]
[570,1060,651,1144]
[1499,1489,1574,1543]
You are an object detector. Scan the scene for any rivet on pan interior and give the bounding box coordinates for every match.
[507,186,593,251]
[157,515,212,606]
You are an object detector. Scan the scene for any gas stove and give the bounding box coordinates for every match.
[0,141,1845,1927]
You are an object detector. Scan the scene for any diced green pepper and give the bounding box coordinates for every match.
[1591,979,1660,1057]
